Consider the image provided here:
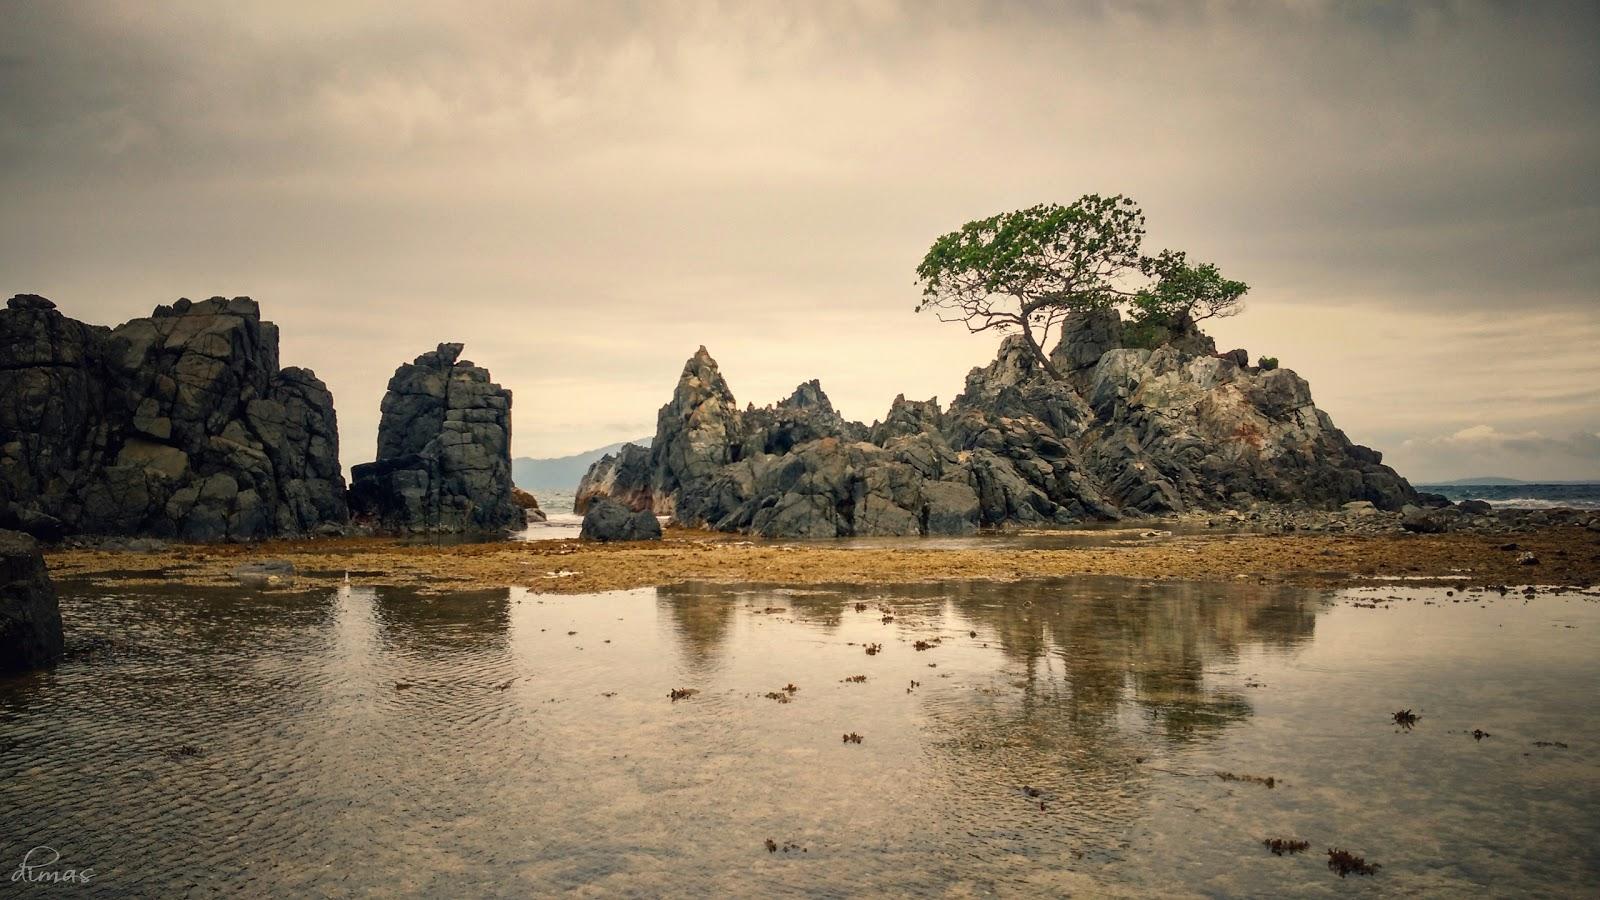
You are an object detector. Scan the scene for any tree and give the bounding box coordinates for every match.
[915,195,1147,380]
[1130,249,1248,331]
[916,195,1249,379]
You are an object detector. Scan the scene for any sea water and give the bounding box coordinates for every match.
[1418,482,1600,510]
[2,576,1597,896]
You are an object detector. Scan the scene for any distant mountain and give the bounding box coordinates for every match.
[1419,477,1600,486]
[513,439,651,492]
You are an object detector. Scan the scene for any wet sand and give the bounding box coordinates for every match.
[44,525,1600,593]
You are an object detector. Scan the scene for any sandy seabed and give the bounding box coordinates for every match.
[43,525,1600,594]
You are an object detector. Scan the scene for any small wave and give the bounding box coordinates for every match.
[1488,497,1600,510]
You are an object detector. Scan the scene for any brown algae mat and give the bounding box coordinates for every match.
[44,526,1600,594]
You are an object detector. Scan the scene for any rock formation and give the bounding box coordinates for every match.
[0,295,347,540]
[577,314,1416,538]
[579,497,662,542]
[572,442,654,514]
[511,487,547,524]
[348,344,521,533]
[0,529,64,673]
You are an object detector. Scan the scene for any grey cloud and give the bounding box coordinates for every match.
[1,0,1597,469]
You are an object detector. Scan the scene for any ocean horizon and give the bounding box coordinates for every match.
[1418,481,1600,510]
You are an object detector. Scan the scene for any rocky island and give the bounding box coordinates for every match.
[577,309,1414,538]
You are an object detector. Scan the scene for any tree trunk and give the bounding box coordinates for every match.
[1020,326,1064,381]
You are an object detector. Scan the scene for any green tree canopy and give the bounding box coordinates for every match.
[916,195,1248,378]
[1132,249,1248,329]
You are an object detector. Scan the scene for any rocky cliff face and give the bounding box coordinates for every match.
[348,343,521,533]
[577,313,1416,537]
[0,295,347,540]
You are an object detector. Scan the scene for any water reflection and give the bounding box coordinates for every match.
[0,577,1594,896]
[369,585,513,654]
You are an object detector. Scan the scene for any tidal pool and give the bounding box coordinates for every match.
[1,577,1596,896]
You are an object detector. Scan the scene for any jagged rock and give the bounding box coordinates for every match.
[1080,344,1414,513]
[579,497,662,542]
[575,442,654,514]
[348,344,521,533]
[0,529,63,673]
[511,487,547,523]
[578,314,1418,537]
[1051,307,1124,379]
[648,347,743,521]
[0,295,348,541]
[869,395,943,443]
[741,380,869,458]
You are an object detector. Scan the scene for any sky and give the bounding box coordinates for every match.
[2,0,1597,482]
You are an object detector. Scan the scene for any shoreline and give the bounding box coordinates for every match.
[42,524,1600,595]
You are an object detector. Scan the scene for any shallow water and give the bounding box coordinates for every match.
[2,577,1597,897]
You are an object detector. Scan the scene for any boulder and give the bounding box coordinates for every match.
[1400,505,1446,534]
[1456,499,1494,516]
[0,529,63,673]
[1342,500,1377,515]
[349,344,521,534]
[579,498,662,542]
[228,558,297,586]
[511,487,547,523]
[0,295,348,541]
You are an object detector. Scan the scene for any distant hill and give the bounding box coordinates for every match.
[513,439,651,492]
[1419,477,1600,487]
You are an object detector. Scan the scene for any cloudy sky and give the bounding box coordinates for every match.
[3,0,1597,481]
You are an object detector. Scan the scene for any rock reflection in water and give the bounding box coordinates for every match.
[0,577,1595,896]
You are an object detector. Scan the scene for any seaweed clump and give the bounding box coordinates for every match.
[1327,848,1380,877]
[1263,838,1310,856]
[1215,771,1277,788]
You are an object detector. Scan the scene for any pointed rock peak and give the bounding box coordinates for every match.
[683,346,724,378]
[885,393,941,415]
[968,335,1039,391]
[780,379,834,414]
[674,346,737,407]
[433,342,465,366]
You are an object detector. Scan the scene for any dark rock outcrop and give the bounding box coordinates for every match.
[0,295,348,541]
[577,317,1417,538]
[646,346,743,524]
[511,487,547,524]
[574,441,654,514]
[348,344,521,533]
[579,497,662,542]
[0,529,63,673]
